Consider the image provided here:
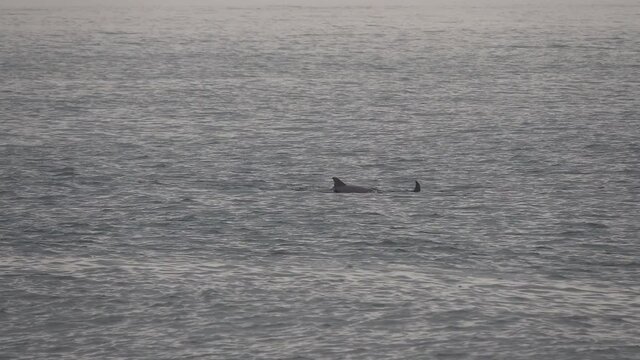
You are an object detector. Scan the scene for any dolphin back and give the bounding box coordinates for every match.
[332,177,375,193]
[413,181,421,192]
[336,185,375,193]
[331,177,419,193]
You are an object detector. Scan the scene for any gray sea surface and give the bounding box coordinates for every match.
[1,0,639,359]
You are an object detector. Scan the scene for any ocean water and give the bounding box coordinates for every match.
[1,0,639,358]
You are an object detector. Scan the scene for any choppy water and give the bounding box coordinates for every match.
[1,0,639,359]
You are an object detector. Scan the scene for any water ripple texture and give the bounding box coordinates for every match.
[1,1,639,359]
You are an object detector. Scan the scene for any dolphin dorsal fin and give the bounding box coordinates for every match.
[413,181,421,192]
[332,177,346,187]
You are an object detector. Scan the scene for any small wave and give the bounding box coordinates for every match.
[52,167,77,177]
[168,214,197,222]
[583,222,609,229]
[559,230,586,236]
[559,221,609,230]
[269,248,295,256]
[97,31,139,36]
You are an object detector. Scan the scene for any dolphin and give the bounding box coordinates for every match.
[332,177,376,193]
[332,177,420,193]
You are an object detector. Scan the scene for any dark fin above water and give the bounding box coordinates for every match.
[413,181,421,192]
[332,177,346,187]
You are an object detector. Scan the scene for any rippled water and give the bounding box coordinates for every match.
[1,0,639,359]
